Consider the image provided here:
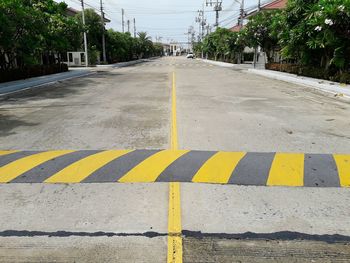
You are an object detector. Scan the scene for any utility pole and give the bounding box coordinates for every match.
[133,18,136,38]
[206,0,223,28]
[81,0,88,67]
[100,0,106,63]
[239,0,245,26]
[195,9,205,42]
[127,20,130,33]
[258,0,261,11]
[122,9,125,33]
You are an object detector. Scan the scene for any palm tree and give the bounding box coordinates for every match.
[137,32,152,58]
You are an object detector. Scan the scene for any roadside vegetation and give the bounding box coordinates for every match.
[196,0,350,83]
[0,0,162,83]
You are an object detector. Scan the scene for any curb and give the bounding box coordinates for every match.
[248,69,350,99]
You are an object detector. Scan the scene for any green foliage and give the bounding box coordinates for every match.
[199,28,244,62]
[0,0,83,69]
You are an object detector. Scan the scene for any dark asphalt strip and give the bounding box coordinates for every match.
[0,230,167,238]
[1,230,349,244]
[182,230,350,244]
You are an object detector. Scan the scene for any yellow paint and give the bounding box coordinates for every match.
[0,150,18,157]
[171,72,178,150]
[119,149,188,183]
[192,152,246,184]
[168,182,182,263]
[267,153,304,186]
[168,71,183,263]
[0,151,74,183]
[333,154,350,187]
[45,150,131,183]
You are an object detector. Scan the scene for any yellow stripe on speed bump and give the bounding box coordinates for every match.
[119,150,189,183]
[267,153,304,186]
[45,150,132,183]
[192,152,246,184]
[333,154,350,187]
[0,150,74,183]
[0,150,18,157]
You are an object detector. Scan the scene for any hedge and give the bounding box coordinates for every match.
[266,63,350,84]
[0,63,68,83]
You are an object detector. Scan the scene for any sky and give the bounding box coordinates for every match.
[62,0,270,44]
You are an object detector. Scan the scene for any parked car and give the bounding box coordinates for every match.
[186,52,195,59]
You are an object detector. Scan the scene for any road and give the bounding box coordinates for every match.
[0,57,350,262]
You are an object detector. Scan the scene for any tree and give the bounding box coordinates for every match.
[244,10,282,62]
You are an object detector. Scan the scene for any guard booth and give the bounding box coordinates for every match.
[66,52,87,67]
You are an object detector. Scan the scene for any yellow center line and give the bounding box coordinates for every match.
[168,71,183,263]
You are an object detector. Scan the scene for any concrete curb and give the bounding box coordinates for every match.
[248,69,350,98]
[0,70,94,98]
[198,59,253,69]
[97,57,160,69]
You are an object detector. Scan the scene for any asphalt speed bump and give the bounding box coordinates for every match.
[0,150,349,187]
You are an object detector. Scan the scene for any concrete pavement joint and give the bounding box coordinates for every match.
[0,230,167,238]
[181,230,350,244]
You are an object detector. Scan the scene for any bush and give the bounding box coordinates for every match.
[0,63,69,83]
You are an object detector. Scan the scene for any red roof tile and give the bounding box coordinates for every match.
[262,0,288,10]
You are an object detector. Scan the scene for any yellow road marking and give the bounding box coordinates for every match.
[171,72,178,150]
[168,71,183,263]
[267,153,304,186]
[0,150,18,157]
[118,149,189,183]
[45,150,131,183]
[192,152,246,184]
[0,151,74,183]
[333,154,350,187]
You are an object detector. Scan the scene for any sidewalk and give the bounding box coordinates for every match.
[200,58,350,98]
[0,69,93,96]
[248,68,350,98]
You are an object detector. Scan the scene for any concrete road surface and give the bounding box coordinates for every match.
[0,57,350,262]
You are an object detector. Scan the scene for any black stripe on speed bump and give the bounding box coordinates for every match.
[0,151,40,167]
[156,151,216,182]
[83,150,160,183]
[11,151,101,183]
[304,154,340,187]
[229,152,275,186]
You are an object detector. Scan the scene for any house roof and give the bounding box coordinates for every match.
[262,0,288,10]
[245,0,287,18]
[230,24,244,32]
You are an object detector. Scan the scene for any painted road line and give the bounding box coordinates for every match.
[267,153,304,186]
[45,150,132,183]
[333,154,350,187]
[192,152,246,184]
[168,71,183,263]
[0,151,18,157]
[157,151,215,182]
[0,151,74,183]
[118,150,189,183]
[12,151,101,183]
[229,152,275,185]
[0,150,348,187]
[83,150,160,183]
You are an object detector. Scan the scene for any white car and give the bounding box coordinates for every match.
[186,53,195,59]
